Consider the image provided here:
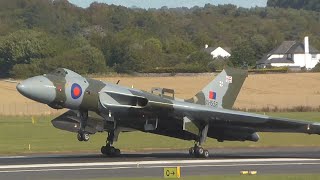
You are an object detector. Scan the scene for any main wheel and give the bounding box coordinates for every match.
[189,147,195,156]
[109,146,116,155]
[203,150,209,158]
[195,147,204,157]
[114,148,121,156]
[101,146,107,155]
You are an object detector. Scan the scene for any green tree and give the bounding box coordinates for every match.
[1,0,320,76]
[0,30,56,76]
[11,45,107,78]
[144,38,163,53]
[312,63,320,72]
[208,57,233,72]
[186,51,212,68]
[267,0,320,12]
[230,41,256,67]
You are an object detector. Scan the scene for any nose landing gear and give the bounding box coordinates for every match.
[77,110,90,142]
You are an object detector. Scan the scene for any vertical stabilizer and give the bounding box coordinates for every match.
[186,67,247,109]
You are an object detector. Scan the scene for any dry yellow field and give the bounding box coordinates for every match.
[1,72,320,115]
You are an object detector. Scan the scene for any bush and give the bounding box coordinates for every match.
[312,63,320,72]
[208,57,233,72]
[142,63,208,73]
[248,67,289,74]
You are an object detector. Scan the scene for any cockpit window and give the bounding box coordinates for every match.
[50,69,67,77]
[48,68,81,78]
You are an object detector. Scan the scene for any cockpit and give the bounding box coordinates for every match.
[50,68,68,77]
[47,68,82,78]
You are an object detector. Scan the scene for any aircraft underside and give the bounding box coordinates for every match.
[51,109,260,158]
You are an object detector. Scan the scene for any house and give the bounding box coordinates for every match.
[257,37,320,69]
[203,44,231,59]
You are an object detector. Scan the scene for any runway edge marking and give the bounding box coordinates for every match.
[0,158,319,169]
[1,162,320,173]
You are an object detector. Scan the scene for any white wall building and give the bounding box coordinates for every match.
[257,37,320,70]
[203,45,231,59]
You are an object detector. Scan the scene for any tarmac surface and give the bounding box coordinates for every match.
[1,147,320,180]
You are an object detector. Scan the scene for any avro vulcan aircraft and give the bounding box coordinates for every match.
[17,68,320,158]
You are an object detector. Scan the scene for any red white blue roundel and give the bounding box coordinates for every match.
[71,83,82,99]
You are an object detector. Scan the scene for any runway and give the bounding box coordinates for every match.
[1,147,320,180]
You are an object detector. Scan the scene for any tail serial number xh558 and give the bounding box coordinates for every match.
[17,68,320,158]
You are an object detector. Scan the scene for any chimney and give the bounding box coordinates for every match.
[205,44,208,49]
[304,36,309,54]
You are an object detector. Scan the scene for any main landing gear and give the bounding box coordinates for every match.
[188,124,210,158]
[77,111,90,142]
[101,131,121,157]
[189,144,209,158]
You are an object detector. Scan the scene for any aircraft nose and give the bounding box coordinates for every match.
[16,83,24,92]
[17,76,56,104]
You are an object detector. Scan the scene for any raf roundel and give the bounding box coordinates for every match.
[71,83,82,99]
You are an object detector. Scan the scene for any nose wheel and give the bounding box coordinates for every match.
[77,132,90,141]
[77,110,90,142]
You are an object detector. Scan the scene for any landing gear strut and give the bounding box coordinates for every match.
[101,131,121,157]
[188,124,209,158]
[189,144,209,158]
[77,111,90,142]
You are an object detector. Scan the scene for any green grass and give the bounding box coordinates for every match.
[1,112,320,155]
[89,174,320,180]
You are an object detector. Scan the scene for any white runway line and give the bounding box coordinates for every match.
[0,156,26,159]
[0,158,319,170]
[1,162,320,173]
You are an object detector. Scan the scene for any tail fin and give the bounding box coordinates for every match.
[187,67,248,109]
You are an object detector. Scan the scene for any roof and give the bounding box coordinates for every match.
[256,53,270,64]
[272,41,296,54]
[203,47,216,54]
[287,43,320,54]
[266,40,320,54]
[203,47,232,54]
[257,39,320,64]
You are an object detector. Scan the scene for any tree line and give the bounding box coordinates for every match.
[0,0,320,78]
[267,0,320,12]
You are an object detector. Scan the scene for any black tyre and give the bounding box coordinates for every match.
[196,147,204,156]
[203,150,209,158]
[101,146,107,155]
[189,147,195,156]
[77,133,83,141]
[114,149,121,156]
[108,147,116,156]
[83,133,90,141]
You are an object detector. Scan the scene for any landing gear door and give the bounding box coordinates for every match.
[144,117,158,131]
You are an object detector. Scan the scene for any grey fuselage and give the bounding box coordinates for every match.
[16,68,209,141]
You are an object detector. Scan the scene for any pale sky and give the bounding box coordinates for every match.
[68,0,267,9]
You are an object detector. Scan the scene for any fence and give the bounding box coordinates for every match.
[0,102,63,116]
